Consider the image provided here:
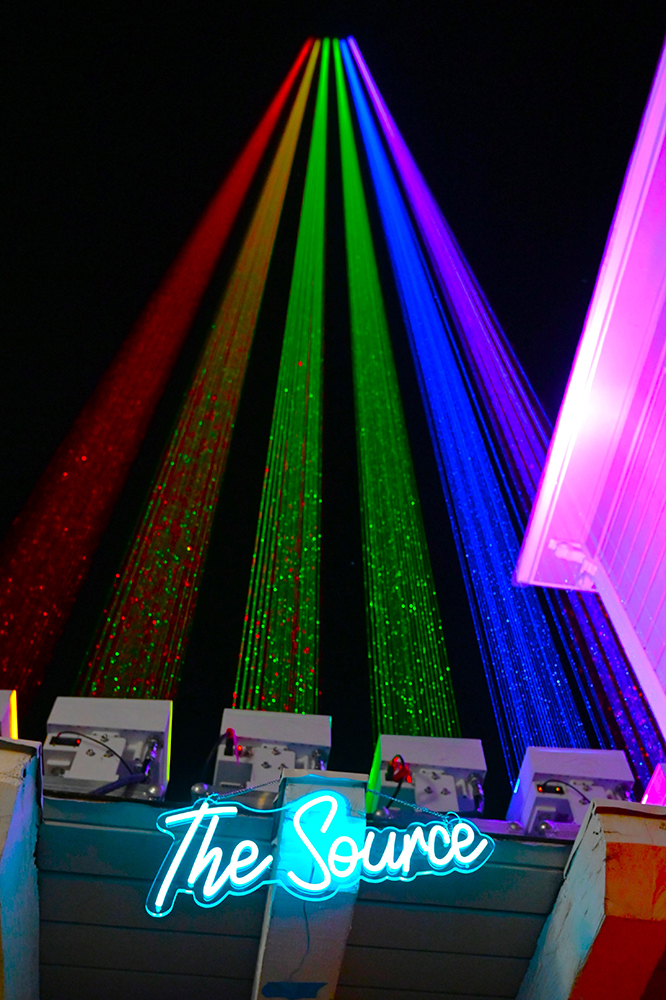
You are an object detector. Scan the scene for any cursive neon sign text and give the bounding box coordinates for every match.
[146,791,494,917]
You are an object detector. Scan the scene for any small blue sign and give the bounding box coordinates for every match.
[262,983,327,999]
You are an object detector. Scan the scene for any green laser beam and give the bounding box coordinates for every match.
[235,39,330,714]
[334,39,460,738]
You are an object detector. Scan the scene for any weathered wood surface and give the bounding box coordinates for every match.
[41,920,259,977]
[335,991,504,1000]
[41,965,253,1000]
[348,900,544,957]
[39,870,266,934]
[0,740,41,1000]
[339,945,528,995]
[517,802,666,1000]
[357,859,564,913]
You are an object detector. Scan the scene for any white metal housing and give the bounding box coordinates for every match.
[368,734,487,815]
[43,696,172,800]
[213,707,331,793]
[506,746,634,835]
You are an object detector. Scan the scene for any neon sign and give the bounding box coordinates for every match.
[146,790,495,917]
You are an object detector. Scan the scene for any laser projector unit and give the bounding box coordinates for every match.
[367,734,487,816]
[212,708,331,794]
[506,746,634,836]
[43,696,172,800]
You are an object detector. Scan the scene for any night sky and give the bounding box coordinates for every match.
[4,3,666,812]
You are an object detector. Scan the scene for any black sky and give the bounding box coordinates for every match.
[3,3,666,812]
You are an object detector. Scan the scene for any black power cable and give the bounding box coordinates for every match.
[200,728,239,784]
[92,772,150,796]
[538,779,592,805]
[201,735,227,785]
[93,738,160,796]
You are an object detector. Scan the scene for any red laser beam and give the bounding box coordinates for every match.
[0,40,313,704]
[77,42,321,701]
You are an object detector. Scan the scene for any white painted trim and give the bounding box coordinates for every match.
[594,564,666,742]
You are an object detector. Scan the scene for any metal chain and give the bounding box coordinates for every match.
[375,789,462,822]
[206,777,282,801]
[203,778,465,823]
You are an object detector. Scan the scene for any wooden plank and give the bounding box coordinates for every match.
[42,796,274,841]
[40,921,258,978]
[336,990,501,1000]
[43,797,166,830]
[38,820,272,879]
[476,837,571,870]
[348,900,544,958]
[357,863,564,914]
[38,871,266,935]
[40,965,253,1000]
[339,945,528,996]
[38,875,545,966]
[38,823,170,878]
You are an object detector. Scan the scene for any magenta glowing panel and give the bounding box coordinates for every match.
[642,762,666,806]
[516,38,666,736]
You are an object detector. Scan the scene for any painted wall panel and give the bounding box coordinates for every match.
[516,39,666,737]
[40,921,258,978]
[40,966,253,1000]
[357,861,564,914]
[347,901,545,958]
[38,871,266,935]
[339,946,529,996]
[335,992,499,1000]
